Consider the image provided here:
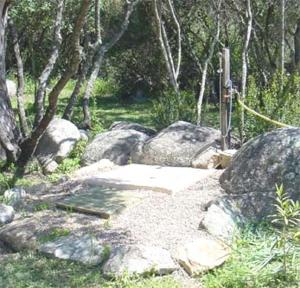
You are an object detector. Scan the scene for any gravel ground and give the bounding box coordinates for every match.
[0,167,225,287]
[106,169,224,254]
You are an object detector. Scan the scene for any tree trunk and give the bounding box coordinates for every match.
[294,18,300,72]
[9,18,29,137]
[33,0,65,127]
[197,1,221,125]
[62,64,86,120]
[280,0,285,89]
[240,0,252,144]
[154,0,180,94]
[16,0,90,169]
[0,1,20,166]
[81,0,141,129]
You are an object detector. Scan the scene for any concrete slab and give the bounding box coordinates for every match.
[72,164,217,194]
[56,187,144,219]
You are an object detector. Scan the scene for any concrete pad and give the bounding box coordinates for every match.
[56,187,144,219]
[72,164,216,194]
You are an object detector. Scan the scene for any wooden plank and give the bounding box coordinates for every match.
[220,48,230,150]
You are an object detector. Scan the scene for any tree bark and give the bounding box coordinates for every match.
[81,0,141,129]
[9,18,29,137]
[280,0,285,89]
[240,0,252,144]
[154,0,180,94]
[33,0,64,127]
[62,63,86,120]
[0,0,20,166]
[197,1,221,125]
[294,18,300,72]
[16,0,90,169]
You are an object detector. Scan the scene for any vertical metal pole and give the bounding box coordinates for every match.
[220,48,230,151]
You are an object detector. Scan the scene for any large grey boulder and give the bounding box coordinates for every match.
[102,245,178,277]
[0,204,14,225]
[35,118,81,173]
[109,121,156,136]
[39,235,106,265]
[6,80,17,98]
[220,128,300,198]
[82,130,150,166]
[219,128,300,221]
[131,121,220,167]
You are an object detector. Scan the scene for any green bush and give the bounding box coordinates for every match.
[242,73,300,140]
[202,225,300,288]
[152,90,197,129]
[92,78,118,97]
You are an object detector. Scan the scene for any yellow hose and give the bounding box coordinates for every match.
[236,94,292,128]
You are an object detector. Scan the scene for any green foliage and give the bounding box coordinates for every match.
[201,225,300,288]
[202,186,300,288]
[33,202,50,212]
[0,252,182,288]
[0,173,11,194]
[152,90,197,129]
[243,73,300,140]
[47,140,88,182]
[271,184,300,277]
[39,228,71,244]
[93,78,118,97]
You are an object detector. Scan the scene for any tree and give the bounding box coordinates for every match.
[81,0,142,129]
[0,0,91,174]
[0,0,20,167]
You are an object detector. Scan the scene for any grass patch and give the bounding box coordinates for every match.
[201,225,300,288]
[38,228,71,244]
[0,252,182,288]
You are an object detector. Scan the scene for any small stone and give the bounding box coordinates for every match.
[102,245,178,277]
[39,235,106,265]
[200,198,244,241]
[6,79,17,98]
[4,188,26,208]
[43,160,59,175]
[79,129,89,142]
[192,147,221,169]
[218,149,237,168]
[0,204,15,225]
[175,238,230,276]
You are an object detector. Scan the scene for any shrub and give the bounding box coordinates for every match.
[152,90,197,129]
[242,73,300,140]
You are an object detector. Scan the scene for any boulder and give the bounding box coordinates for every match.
[3,188,26,209]
[220,128,300,198]
[82,130,150,166]
[35,118,81,173]
[131,121,220,167]
[6,80,17,98]
[175,238,230,276]
[102,245,178,277]
[0,204,14,226]
[39,235,106,265]
[199,198,244,241]
[0,210,104,252]
[109,121,156,136]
